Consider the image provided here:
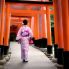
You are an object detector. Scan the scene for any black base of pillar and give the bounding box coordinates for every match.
[54,44,58,58]
[3,46,9,55]
[40,38,47,48]
[47,45,52,54]
[32,38,47,48]
[0,45,4,59]
[57,48,64,65]
[63,51,69,69]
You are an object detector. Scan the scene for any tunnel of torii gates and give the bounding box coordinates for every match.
[0,0,69,68]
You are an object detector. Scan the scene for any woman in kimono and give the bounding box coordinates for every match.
[16,19,33,62]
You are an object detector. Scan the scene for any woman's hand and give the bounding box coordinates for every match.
[18,39,21,44]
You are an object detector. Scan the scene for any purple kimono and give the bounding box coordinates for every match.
[16,25,33,61]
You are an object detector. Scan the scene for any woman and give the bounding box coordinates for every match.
[16,19,33,62]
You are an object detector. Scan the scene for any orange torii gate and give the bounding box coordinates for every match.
[53,0,64,66]
[11,9,40,39]
[53,0,69,69]
[0,0,5,59]
[10,3,53,50]
[0,0,69,69]
[0,0,53,60]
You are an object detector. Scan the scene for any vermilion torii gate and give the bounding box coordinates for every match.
[0,0,69,69]
[0,0,53,59]
[53,0,69,69]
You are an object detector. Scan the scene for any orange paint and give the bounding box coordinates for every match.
[0,13,1,44]
[28,17,31,28]
[12,13,34,17]
[0,0,5,45]
[41,14,46,38]
[46,5,52,45]
[31,16,34,36]
[53,2,58,44]
[61,0,69,51]
[34,15,39,39]
[53,0,64,48]
[11,9,46,15]
[4,3,11,46]
[50,10,54,14]
[3,2,54,44]
[41,6,47,38]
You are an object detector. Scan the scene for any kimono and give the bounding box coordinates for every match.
[16,25,33,61]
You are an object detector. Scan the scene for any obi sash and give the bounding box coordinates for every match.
[21,30,29,37]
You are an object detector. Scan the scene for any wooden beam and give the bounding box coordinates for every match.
[11,13,35,17]
[5,1,53,5]
[11,9,46,15]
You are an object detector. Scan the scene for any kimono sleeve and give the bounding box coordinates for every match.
[16,27,22,40]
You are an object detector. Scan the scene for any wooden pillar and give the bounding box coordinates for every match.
[41,14,47,48]
[41,7,47,38]
[31,16,34,37]
[53,0,58,58]
[41,0,48,38]
[53,0,64,65]
[34,15,39,40]
[46,5,52,54]
[28,17,31,28]
[41,14,46,38]
[31,15,39,47]
[61,0,69,68]
[39,14,42,38]
[0,0,5,59]
[39,13,47,39]
[41,6,47,48]
[4,3,11,55]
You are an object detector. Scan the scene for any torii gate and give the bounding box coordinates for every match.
[0,0,53,62]
[0,0,69,69]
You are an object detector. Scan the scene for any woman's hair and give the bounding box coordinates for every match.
[23,19,28,25]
